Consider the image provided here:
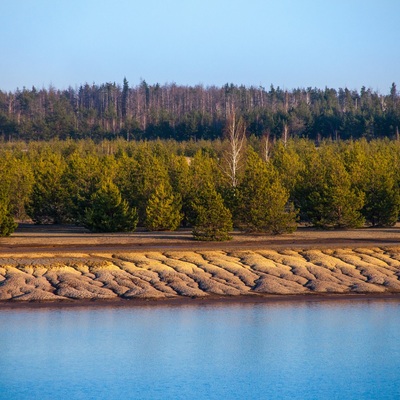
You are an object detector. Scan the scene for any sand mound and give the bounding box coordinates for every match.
[1,246,400,302]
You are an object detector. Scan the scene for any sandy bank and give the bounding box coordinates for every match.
[2,224,400,254]
[1,246,400,303]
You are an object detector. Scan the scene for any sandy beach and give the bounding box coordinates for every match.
[0,224,400,305]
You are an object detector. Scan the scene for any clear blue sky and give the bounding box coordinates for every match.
[1,0,399,93]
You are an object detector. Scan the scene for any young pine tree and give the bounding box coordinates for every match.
[62,152,105,225]
[145,182,182,231]
[190,182,233,241]
[186,150,224,225]
[0,152,34,221]
[271,139,305,196]
[362,151,400,226]
[236,147,297,234]
[27,152,68,224]
[297,145,365,229]
[83,180,138,233]
[116,144,170,225]
[0,199,17,237]
[0,151,28,232]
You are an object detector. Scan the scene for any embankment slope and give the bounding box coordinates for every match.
[1,247,400,302]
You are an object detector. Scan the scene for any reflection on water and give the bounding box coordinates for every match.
[1,300,400,400]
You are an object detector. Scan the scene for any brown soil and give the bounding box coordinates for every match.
[0,223,399,254]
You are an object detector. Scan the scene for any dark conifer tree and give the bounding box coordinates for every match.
[236,147,297,234]
[190,182,233,241]
[145,182,182,231]
[83,179,138,233]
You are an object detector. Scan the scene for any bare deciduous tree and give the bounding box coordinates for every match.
[282,122,289,147]
[261,131,271,162]
[223,109,246,187]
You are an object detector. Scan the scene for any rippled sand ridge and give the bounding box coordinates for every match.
[1,247,400,301]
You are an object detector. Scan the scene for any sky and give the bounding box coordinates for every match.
[1,0,400,93]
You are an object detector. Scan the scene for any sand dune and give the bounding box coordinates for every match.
[1,246,400,302]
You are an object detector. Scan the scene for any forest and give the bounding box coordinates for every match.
[0,80,399,142]
[0,131,399,240]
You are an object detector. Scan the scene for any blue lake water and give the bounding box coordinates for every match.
[1,299,400,400]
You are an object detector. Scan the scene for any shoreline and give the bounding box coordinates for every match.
[1,292,400,310]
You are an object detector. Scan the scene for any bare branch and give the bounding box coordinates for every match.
[222,108,246,187]
[261,131,271,162]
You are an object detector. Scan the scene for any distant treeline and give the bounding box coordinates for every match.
[0,137,399,239]
[0,80,399,141]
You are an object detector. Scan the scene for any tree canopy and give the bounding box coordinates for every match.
[0,81,399,142]
[0,136,399,238]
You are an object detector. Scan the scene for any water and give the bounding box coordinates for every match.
[1,299,400,400]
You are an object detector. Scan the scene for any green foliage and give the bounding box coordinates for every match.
[187,151,232,240]
[168,154,191,198]
[0,149,34,221]
[62,151,111,224]
[1,137,400,235]
[339,139,368,189]
[185,150,224,224]
[190,182,233,241]
[236,147,297,234]
[0,153,18,235]
[116,143,170,224]
[296,145,365,228]
[83,180,138,233]
[165,154,191,226]
[271,140,305,195]
[145,182,182,231]
[0,199,17,236]
[26,151,68,224]
[362,150,400,226]
[2,82,400,142]
[8,157,34,221]
[189,150,222,192]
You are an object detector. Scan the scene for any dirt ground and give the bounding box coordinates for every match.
[0,223,399,255]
